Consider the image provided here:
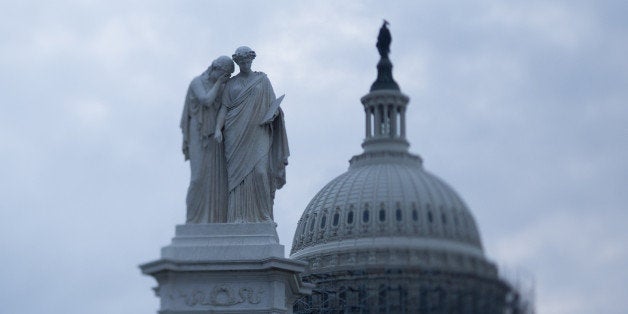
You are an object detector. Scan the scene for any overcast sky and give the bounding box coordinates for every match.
[1,1,627,313]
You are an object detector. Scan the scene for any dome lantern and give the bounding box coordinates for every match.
[362,21,411,153]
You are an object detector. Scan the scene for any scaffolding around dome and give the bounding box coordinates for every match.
[290,22,534,313]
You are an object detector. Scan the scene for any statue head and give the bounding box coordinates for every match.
[211,55,235,74]
[232,46,256,73]
[207,55,234,81]
[232,46,256,64]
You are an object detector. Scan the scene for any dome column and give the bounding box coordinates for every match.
[400,106,406,138]
[382,104,389,136]
[390,105,398,138]
[376,105,382,136]
[365,107,372,138]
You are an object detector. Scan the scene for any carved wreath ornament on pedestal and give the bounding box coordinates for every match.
[173,284,264,307]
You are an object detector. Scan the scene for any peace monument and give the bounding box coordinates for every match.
[141,46,311,314]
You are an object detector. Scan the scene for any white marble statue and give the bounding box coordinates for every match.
[180,56,234,223]
[215,46,289,223]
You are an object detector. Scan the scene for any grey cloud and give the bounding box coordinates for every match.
[1,1,626,314]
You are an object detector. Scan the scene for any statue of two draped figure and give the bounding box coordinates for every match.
[180,46,289,224]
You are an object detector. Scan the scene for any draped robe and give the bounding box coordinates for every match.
[180,74,228,223]
[222,72,289,222]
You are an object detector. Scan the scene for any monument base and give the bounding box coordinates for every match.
[140,223,313,314]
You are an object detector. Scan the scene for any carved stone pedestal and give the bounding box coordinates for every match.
[141,223,312,314]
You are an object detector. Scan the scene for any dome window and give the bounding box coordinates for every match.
[363,210,370,223]
[309,216,316,231]
[347,211,354,225]
[411,202,419,222]
[441,213,447,225]
[320,215,327,229]
[428,211,433,223]
[379,203,386,222]
[332,213,340,227]
[301,215,309,236]
[396,208,402,221]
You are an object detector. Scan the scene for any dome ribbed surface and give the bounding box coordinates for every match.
[290,152,483,256]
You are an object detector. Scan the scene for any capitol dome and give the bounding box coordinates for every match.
[291,147,488,268]
[290,90,497,280]
[290,23,519,313]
